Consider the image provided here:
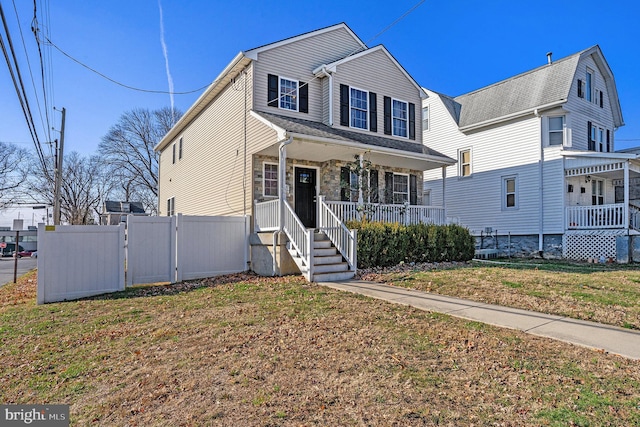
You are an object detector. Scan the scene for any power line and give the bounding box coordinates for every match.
[42,35,210,95]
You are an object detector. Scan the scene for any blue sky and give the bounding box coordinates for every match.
[1,0,640,159]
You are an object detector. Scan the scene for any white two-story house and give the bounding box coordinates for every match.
[155,23,454,281]
[423,46,638,261]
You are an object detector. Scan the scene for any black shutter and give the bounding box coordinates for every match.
[384,172,393,203]
[383,96,391,135]
[299,82,308,113]
[577,79,583,98]
[606,129,611,152]
[409,175,417,205]
[268,74,278,107]
[369,92,377,132]
[599,91,604,108]
[340,167,350,201]
[409,103,416,140]
[369,169,379,203]
[340,84,350,126]
[587,121,594,151]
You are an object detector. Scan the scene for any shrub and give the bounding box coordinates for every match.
[346,220,475,268]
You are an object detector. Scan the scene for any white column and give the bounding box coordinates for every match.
[358,153,364,205]
[624,162,630,229]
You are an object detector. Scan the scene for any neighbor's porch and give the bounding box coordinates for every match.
[563,153,640,232]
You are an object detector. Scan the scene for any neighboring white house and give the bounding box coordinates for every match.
[155,23,454,281]
[422,46,638,260]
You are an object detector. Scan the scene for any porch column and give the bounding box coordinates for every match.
[358,153,364,205]
[441,166,447,215]
[624,161,630,229]
[278,137,292,231]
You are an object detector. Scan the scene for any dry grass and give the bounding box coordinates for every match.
[1,269,639,426]
[359,259,640,330]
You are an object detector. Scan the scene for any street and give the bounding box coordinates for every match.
[0,257,37,288]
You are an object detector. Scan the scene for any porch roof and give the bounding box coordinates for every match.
[563,150,640,179]
[251,111,455,171]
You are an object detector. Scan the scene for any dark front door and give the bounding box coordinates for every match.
[294,167,317,228]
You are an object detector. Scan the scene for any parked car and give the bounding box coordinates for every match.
[17,250,34,258]
[0,243,24,257]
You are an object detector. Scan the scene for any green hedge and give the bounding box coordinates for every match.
[346,220,475,268]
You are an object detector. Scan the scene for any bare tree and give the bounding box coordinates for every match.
[0,142,30,209]
[98,107,181,214]
[25,152,109,224]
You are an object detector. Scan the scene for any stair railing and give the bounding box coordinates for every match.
[282,200,313,279]
[318,196,357,272]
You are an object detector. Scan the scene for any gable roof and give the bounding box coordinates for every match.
[436,46,624,132]
[313,45,426,98]
[155,23,365,152]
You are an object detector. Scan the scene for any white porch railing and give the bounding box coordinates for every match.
[254,199,279,231]
[630,205,640,231]
[282,200,313,279]
[324,201,446,225]
[318,196,357,271]
[566,203,626,230]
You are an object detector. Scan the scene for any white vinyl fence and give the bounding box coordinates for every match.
[37,215,249,304]
[37,224,125,304]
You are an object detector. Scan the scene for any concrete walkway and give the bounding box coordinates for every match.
[319,280,640,361]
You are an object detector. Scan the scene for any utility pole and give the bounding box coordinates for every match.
[53,107,66,225]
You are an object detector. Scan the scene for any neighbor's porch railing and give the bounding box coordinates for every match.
[629,204,640,231]
[566,203,626,230]
[324,201,446,225]
[318,196,357,271]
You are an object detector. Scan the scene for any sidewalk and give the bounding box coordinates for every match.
[319,280,640,361]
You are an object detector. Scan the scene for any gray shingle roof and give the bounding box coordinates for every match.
[452,50,586,129]
[254,111,452,161]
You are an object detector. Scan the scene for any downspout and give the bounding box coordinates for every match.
[273,135,292,275]
[534,108,544,256]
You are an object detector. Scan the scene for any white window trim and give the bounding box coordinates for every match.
[263,162,279,198]
[167,196,175,216]
[502,175,518,210]
[422,105,430,132]
[393,173,409,204]
[586,68,594,103]
[349,86,369,131]
[458,148,472,178]
[391,98,409,138]
[547,115,565,147]
[278,76,299,112]
[590,122,606,152]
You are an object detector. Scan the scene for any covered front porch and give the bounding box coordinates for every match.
[564,152,640,232]
[250,110,455,281]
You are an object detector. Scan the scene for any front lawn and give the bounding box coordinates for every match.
[359,259,640,329]
[1,270,639,426]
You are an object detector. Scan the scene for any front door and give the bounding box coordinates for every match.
[294,167,317,228]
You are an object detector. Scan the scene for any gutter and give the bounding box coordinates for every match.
[459,99,566,133]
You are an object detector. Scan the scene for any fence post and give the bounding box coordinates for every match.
[351,229,357,272]
[175,214,182,282]
[118,223,126,291]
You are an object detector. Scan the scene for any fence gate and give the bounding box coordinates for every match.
[127,215,177,286]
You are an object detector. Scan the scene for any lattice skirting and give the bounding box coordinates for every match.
[563,230,627,260]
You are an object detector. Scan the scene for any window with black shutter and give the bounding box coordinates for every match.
[268,74,278,107]
[606,129,611,152]
[369,92,377,133]
[409,103,416,140]
[409,175,417,205]
[599,91,604,108]
[587,121,595,151]
[369,170,379,203]
[577,79,584,98]
[383,96,391,135]
[340,167,350,201]
[340,84,349,126]
[384,172,393,203]
[299,82,308,113]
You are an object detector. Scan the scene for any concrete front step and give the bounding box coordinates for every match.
[313,262,350,274]
[314,247,338,257]
[313,254,343,265]
[313,270,356,282]
[313,240,333,249]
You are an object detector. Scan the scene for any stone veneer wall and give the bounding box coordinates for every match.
[253,155,423,205]
[475,234,563,258]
